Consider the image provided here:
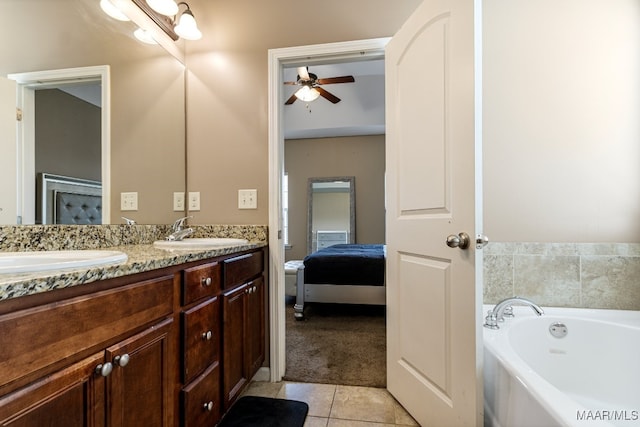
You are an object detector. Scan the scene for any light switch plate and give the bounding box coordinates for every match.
[188,192,200,211]
[238,189,257,209]
[173,192,185,211]
[120,192,138,211]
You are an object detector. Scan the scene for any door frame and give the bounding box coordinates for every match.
[8,66,111,224]
[267,38,390,381]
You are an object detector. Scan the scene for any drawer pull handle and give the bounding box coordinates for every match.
[202,277,212,287]
[114,353,130,367]
[202,330,212,341]
[95,362,113,377]
[204,401,214,412]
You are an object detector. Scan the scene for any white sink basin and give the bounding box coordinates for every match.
[153,238,249,250]
[0,250,128,275]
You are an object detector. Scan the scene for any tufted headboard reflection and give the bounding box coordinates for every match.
[37,173,102,225]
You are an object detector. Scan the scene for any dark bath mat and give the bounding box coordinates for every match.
[218,396,309,427]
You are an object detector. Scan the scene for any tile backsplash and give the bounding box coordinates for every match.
[484,242,640,310]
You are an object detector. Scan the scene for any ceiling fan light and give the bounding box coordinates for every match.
[174,9,202,40]
[295,86,320,102]
[100,0,130,21]
[134,28,158,44]
[146,0,179,16]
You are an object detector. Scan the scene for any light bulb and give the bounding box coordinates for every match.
[146,0,179,16]
[100,0,130,21]
[174,10,202,40]
[295,86,320,102]
[134,28,158,45]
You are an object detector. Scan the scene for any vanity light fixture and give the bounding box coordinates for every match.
[101,0,202,42]
[295,85,321,103]
[145,0,179,16]
[134,27,158,44]
[100,0,130,21]
[174,3,202,40]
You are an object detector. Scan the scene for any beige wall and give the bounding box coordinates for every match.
[284,136,385,261]
[109,56,185,224]
[184,0,422,225]
[483,0,640,243]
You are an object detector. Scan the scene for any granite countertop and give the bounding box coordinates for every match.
[0,240,267,302]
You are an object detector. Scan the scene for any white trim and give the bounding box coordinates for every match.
[8,66,111,224]
[267,38,390,382]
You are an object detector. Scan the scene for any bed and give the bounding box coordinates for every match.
[36,173,102,224]
[293,244,386,319]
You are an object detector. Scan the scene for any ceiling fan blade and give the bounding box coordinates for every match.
[316,87,341,104]
[297,66,310,80]
[283,81,298,85]
[284,93,298,105]
[317,76,355,85]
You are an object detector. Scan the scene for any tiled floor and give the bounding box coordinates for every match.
[241,381,419,427]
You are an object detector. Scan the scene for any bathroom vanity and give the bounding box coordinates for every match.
[0,231,267,427]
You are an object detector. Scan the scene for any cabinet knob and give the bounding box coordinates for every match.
[202,330,212,341]
[114,353,130,367]
[95,362,113,377]
[202,277,212,287]
[253,286,257,293]
[204,401,213,412]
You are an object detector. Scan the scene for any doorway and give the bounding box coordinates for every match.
[8,66,111,225]
[267,38,390,382]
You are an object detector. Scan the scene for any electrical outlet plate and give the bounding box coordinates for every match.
[120,192,138,211]
[238,189,257,209]
[188,192,200,211]
[173,192,185,211]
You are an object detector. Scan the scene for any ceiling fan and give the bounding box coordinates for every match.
[284,66,355,105]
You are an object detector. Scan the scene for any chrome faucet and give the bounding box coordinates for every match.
[166,216,194,241]
[484,296,544,329]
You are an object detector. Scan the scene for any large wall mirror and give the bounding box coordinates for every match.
[0,0,185,225]
[307,177,356,254]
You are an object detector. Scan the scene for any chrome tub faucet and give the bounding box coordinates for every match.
[484,296,544,329]
[166,216,194,241]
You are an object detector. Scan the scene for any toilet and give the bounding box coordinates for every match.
[284,260,304,296]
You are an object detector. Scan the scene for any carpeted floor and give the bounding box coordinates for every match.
[283,298,386,388]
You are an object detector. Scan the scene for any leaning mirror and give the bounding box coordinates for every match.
[0,0,185,225]
[307,177,356,254]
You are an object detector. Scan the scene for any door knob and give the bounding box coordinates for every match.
[446,232,470,249]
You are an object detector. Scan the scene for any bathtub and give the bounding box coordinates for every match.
[483,305,640,427]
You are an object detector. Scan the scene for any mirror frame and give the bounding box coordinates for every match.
[307,176,356,254]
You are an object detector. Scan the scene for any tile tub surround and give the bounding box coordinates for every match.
[484,242,640,310]
[0,224,268,302]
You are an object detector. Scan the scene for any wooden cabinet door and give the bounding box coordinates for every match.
[105,318,173,427]
[247,276,265,377]
[0,352,105,427]
[222,283,248,410]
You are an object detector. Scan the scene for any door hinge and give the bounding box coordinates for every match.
[277,230,283,240]
[16,108,22,121]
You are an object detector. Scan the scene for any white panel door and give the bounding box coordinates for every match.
[385,0,482,426]
[0,77,17,224]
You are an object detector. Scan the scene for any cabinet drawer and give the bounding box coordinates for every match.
[181,363,221,427]
[182,297,219,383]
[0,275,174,391]
[183,261,221,306]
[223,251,263,289]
